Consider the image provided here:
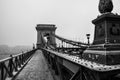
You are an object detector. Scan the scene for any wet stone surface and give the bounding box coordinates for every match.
[15,50,54,80]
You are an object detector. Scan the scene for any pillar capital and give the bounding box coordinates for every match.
[36,24,57,31]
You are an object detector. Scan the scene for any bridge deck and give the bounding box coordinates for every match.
[15,50,54,80]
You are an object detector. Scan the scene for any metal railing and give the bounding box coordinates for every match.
[0,49,37,80]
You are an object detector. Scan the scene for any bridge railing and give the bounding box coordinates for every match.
[54,34,88,47]
[0,49,37,80]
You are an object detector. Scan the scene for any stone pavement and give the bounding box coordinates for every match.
[15,50,54,80]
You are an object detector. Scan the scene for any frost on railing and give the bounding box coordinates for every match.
[0,49,37,80]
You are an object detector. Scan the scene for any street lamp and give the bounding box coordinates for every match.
[86,34,90,45]
[33,43,35,49]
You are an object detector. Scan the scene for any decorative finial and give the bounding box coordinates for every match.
[98,0,113,14]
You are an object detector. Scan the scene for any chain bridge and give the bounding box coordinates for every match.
[1,0,120,80]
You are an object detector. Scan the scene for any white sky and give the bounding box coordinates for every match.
[0,0,120,46]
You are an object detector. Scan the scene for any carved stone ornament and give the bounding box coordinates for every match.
[110,24,120,35]
[98,0,113,14]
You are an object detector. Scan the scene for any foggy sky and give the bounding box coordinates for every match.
[0,0,120,46]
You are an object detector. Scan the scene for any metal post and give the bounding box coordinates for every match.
[1,63,4,80]
[86,34,90,45]
[9,55,13,77]
[62,41,63,48]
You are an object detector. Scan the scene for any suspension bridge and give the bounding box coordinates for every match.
[1,0,120,80]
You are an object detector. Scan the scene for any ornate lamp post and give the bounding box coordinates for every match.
[86,34,90,45]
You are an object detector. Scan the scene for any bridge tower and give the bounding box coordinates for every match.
[36,24,57,49]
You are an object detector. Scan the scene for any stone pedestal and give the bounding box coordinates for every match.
[83,13,120,65]
[92,13,120,44]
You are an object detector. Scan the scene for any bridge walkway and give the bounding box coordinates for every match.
[15,50,54,80]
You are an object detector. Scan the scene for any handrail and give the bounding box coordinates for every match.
[0,52,26,63]
[0,49,37,80]
[0,57,11,63]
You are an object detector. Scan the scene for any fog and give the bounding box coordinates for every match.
[0,0,120,46]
